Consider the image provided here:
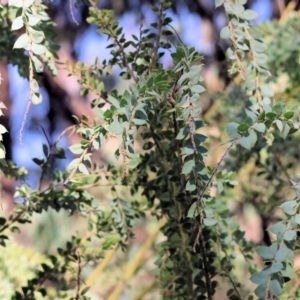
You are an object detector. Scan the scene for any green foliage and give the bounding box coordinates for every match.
[250,188,300,298]
[3,0,59,145]
[1,0,300,299]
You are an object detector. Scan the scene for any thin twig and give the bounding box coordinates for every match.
[19,98,32,148]
[194,138,239,216]
[52,125,76,150]
[36,123,51,148]
[192,218,202,253]
[65,63,111,104]
[0,211,25,233]
[188,103,197,154]
[193,138,239,250]
[19,59,34,147]
[38,125,76,191]
[167,24,184,46]
[68,0,79,26]
[63,134,97,185]
[199,234,213,300]
[217,248,242,300]
[132,23,143,68]
[224,1,245,81]
[149,5,164,71]
[88,0,137,83]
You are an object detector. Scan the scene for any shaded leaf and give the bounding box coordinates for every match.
[257,244,277,259]
[272,104,282,116]
[248,129,257,146]
[132,118,147,125]
[128,157,141,169]
[32,93,43,105]
[79,163,89,175]
[186,176,196,191]
[220,26,230,39]
[284,111,294,119]
[191,85,205,94]
[187,202,199,218]
[32,56,43,73]
[239,137,251,150]
[0,125,7,134]
[203,218,218,226]
[265,112,277,122]
[269,262,283,274]
[253,39,267,53]
[275,248,287,262]
[11,16,24,30]
[29,28,44,43]
[243,9,258,20]
[254,284,266,299]
[254,123,265,133]
[215,0,225,7]
[283,124,291,139]
[295,214,300,225]
[69,144,84,155]
[182,160,195,174]
[13,33,28,49]
[283,230,296,241]
[275,120,283,132]
[32,43,47,55]
[250,272,269,285]
[269,274,283,297]
[226,122,239,138]
[237,123,250,132]
[279,200,297,215]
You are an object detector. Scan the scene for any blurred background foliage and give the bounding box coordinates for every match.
[1,0,300,299]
